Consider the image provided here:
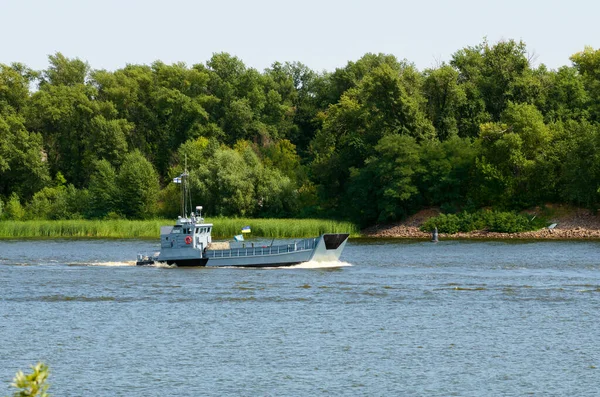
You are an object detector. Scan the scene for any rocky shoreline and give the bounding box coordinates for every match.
[362,207,600,240]
[362,225,600,240]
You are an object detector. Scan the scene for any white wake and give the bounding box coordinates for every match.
[153,261,177,268]
[284,260,353,269]
[81,261,136,267]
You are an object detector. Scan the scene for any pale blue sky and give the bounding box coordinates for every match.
[2,0,598,73]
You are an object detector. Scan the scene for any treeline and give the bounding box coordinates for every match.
[1,39,600,226]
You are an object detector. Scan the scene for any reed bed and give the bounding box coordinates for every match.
[0,218,360,239]
[0,220,167,239]
[208,217,360,238]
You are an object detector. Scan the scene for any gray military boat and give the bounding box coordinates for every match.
[135,170,349,267]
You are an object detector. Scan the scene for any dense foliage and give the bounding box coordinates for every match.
[1,40,600,227]
[420,210,548,234]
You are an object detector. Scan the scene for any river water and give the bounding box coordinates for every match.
[1,238,599,396]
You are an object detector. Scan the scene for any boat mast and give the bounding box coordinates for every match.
[180,155,192,218]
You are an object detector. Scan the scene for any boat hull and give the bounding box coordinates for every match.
[135,258,301,267]
[136,233,349,267]
[205,248,313,267]
[166,258,209,267]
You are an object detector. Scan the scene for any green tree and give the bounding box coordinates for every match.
[451,39,538,135]
[472,103,553,207]
[423,64,466,140]
[27,69,120,187]
[25,173,87,219]
[311,61,434,211]
[3,193,25,220]
[555,120,600,209]
[0,63,37,112]
[91,62,217,177]
[417,136,477,210]
[177,138,297,217]
[116,151,160,218]
[261,139,303,183]
[570,46,600,121]
[541,66,589,122]
[254,166,297,217]
[91,64,159,156]
[450,43,491,137]
[202,147,257,216]
[87,159,119,218]
[0,109,50,199]
[478,39,532,120]
[41,52,88,87]
[279,62,323,156]
[346,135,422,225]
[326,53,403,103]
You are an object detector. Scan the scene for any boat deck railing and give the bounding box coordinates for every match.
[205,237,318,259]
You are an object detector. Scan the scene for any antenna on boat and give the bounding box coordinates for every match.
[183,155,192,218]
[176,154,192,219]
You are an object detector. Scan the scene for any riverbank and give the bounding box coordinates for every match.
[0,218,360,239]
[362,206,600,240]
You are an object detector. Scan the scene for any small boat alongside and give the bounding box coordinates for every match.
[136,170,349,267]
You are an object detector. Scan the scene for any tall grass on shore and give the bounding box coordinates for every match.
[0,218,360,239]
[209,217,360,238]
[0,220,168,239]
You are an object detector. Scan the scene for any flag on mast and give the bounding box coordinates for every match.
[242,226,251,233]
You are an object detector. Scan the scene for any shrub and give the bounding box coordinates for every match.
[487,211,529,233]
[420,210,547,234]
[420,213,462,234]
[3,193,25,220]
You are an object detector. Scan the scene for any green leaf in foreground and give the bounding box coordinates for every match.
[9,362,50,397]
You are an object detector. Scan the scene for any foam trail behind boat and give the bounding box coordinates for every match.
[284,260,353,269]
[80,261,136,267]
[153,262,178,268]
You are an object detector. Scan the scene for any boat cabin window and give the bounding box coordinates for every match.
[172,226,182,234]
[195,227,199,234]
